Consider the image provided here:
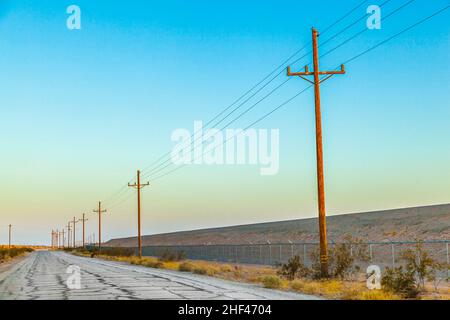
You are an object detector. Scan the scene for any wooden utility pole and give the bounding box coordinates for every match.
[55,229,59,248]
[287,27,346,277]
[52,230,56,248]
[93,202,107,252]
[8,224,11,248]
[72,217,81,248]
[128,170,150,258]
[61,229,65,248]
[67,222,72,248]
[80,213,88,248]
[59,230,63,248]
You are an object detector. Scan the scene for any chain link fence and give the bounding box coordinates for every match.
[139,240,449,271]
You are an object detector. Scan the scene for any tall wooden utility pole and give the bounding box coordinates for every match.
[80,213,88,248]
[93,202,107,252]
[287,27,346,277]
[128,170,150,258]
[8,224,11,248]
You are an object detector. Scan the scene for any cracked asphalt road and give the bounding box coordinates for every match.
[0,250,319,300]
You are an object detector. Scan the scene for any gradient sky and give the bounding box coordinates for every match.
[0,0,449,245]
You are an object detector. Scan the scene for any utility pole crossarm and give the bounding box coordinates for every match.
[128,182,150,189]
[287,64,345,85]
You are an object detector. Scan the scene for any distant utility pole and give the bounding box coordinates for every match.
[52,230,56,248]
[61,229,65,248]
[80,213,88,248]
[128,170,150,258]
[287,27,346,277]
[93,202,107,252]
[58,229,61,248]
[67,222,72,248]
[72,217,80,248]
[55,229,59,248]
[8,224,12,248]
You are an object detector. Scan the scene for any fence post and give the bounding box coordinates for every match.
[391,244,395,268]
[259,245,262,264]
[446,242,449,279]
[279,244,282,262]
[269,245,272,265]
[446,242,449,265]
[291,244,294,258]
[303,244,307,264]
[369,244,373,262]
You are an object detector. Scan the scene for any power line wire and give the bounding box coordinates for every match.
[105,0,401,206]
[147,4,450,183]
[320,0,417,60]
[142,0,418,181]
[138,1,374,179]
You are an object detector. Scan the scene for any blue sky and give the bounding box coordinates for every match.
[0,0,449,244]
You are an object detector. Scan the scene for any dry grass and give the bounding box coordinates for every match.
[0,247,33,264]
[69,250,448,300]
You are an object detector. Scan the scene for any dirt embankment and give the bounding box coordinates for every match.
[105,204,450,246]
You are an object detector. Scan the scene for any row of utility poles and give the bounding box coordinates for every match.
[51,214,90,249]
[50,27,341,277]
[51,170,149,259]
[51,227,96,248]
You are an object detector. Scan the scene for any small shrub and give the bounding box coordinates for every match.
[309,235,369,280]
[381,242,443,298]
[278,255,310,280]
[400,242,441,290]
[262,275,282,289]
[179,262,194,272]
[381,266,419,298]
